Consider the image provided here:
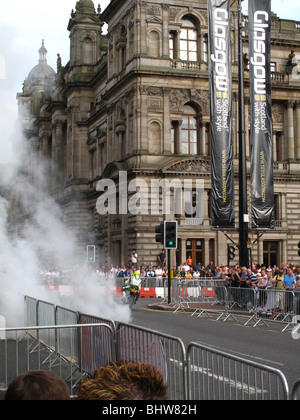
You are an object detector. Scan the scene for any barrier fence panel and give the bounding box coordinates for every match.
[291,379,300,400]
[35,300,56,359]
[253,290,298,331]
[0,324,114,397]
[195,285,228,319]
[79,313,117,374]
[55,306,80,370]
[24,296,38,327]
[187,342,290,400]
[115,322,187,400]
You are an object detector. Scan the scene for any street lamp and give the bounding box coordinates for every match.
[237,0,249,268]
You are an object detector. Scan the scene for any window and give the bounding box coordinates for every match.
[171,121,179,154]
[203,34,208,63]
[182,104,199,154]
[275,131,282,161]
[274,194,281,222]
[263,241,279,268]
[184,190,199,218]
[180,18,198,62]
[169,31,177,59]
[270,62,276,72]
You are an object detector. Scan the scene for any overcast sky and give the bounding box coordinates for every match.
[0,0,299,164]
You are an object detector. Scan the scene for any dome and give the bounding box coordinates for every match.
[75,0,96,15]
[27,40,56,89]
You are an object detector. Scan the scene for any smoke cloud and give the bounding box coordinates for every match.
[0,120,131,327]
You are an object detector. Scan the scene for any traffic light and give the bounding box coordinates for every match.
[227,244,235,265]
[164,221,178,249]
[87,245,96,262]
[298,241,300,257]
[155,223,164,244]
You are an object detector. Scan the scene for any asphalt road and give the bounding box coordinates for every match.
[129,298,300,392]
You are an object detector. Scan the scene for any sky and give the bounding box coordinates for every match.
[0,0,300,164]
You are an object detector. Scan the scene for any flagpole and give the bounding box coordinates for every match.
[238,0,249,267]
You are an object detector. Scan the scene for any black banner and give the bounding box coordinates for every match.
[208,0,235,229]
[249,0,274,229]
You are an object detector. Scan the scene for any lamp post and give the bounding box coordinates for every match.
[237,0,249,267]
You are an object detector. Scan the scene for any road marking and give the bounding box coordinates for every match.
[169,358,267,395]
[194,342,285,367]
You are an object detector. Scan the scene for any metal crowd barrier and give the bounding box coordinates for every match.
[174,282,300,331]
[1,295,299,400]
[187,342,290,400]
[0,323,114,396]
[115,322,187,400]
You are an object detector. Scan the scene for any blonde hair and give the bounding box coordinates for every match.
[76,360,168,400]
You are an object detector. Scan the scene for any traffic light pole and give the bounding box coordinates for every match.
[238,0,249,268]
[167,248,171,304]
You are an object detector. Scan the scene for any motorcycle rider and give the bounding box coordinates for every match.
[121,270,141,306]
[131,271,141,303]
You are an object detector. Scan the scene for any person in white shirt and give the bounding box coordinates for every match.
[155,266,163,286]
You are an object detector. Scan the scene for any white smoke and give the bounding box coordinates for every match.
[0,121,131,327]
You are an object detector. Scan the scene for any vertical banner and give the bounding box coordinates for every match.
[249,0,274,229]
[208,0,235,229]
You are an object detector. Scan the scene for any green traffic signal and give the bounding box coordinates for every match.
[163,221,178,249]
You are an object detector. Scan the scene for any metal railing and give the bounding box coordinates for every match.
[174,282,300,331]
[187,342,290,400]
[115,322,187,400]
[0,323,114,396]
[0,295,299,400]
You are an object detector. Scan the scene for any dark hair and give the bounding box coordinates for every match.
[4,370,70,400]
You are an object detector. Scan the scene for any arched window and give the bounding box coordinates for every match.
[180,18,198,62]
[182,104,199,155]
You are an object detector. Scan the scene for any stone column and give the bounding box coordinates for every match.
[201,123,206,155]
[162,4,169,57]
[163,88,171,153]
[140,2,147,55]
[287,100,295,160]
[296,101,300,160]
[273,133,277,162]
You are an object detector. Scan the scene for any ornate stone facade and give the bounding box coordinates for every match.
[16,0,300,269]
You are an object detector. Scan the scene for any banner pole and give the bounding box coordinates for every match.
[238,0,249,267]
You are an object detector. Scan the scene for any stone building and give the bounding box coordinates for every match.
[16,0,300,269]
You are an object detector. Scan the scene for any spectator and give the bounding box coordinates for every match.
[183,261,190,273]
[205,261,215,275]
[76,360,168,400]
[4,370,70,400]
[172,266,179,277]
[157,250,166,268]
[272,268,285,314]
[155,265,163,286]
[131,250,138,269]
[147,267,155,277]
[283,267,296,290]
[283,267,296,312]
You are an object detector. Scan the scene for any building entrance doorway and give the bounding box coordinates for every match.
[186,239,204,269]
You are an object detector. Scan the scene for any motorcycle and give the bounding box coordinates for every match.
[121,275,141,308]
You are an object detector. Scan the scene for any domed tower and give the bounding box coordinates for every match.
[26,40,56,95]
[67,0,104,68]
[17,40,56,126]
